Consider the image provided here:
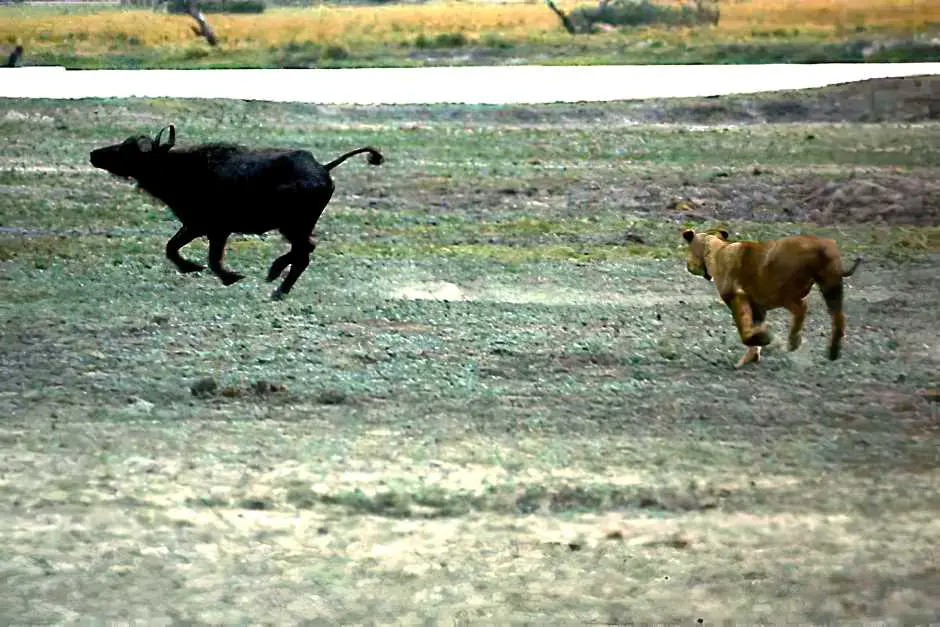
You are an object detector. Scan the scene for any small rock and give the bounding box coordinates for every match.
[666,196,700,212]
[252,380,287,395]
[316,389,347,405]
[239,497,273,511]
[126,397,155,415]
[665,533,691,549]
[190,377,218,398]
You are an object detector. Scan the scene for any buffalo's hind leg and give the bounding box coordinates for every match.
[267,234,319,283]
[270,231,315,301]
[266,251,292,284]
[207,233,245,286]
[166,225,205,274]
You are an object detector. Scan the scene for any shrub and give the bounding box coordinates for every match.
[323,44,349,60]
[415,32,467,49]
[481,33,514,50]
[165,0,266,14]
[570,0,717,31]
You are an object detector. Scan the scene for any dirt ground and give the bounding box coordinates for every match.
[0,76,938,624]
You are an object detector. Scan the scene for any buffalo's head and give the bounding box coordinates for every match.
[90,124,176,180]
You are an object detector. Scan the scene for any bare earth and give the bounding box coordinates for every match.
[0,76,938,625]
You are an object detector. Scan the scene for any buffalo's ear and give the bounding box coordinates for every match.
[682,229,695,243]
[718,229,729,240]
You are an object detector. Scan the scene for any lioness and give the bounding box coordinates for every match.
[681,228,862,368]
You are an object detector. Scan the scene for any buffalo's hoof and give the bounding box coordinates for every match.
[221,272,245,286]
[788,334,802,351]
[266,268,287,283]
[270,288,287,301]
[177,262,205,274]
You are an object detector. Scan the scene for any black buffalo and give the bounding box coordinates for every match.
[90,124,384,300]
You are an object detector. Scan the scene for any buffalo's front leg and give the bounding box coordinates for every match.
[165,225,205,274]
[207,234,244,286]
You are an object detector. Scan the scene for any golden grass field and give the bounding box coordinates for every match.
[1,0,937,55]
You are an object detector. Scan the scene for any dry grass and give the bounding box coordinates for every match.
[720,0,938,31]
[1,0,937,53]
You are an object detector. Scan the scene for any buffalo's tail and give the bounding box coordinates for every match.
[323,147,384,171]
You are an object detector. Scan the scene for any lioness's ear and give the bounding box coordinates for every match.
[718,229,729,240]
[682,229,695,243]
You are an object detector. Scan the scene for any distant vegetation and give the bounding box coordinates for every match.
[163,0,268,14]
[1,0,938,68]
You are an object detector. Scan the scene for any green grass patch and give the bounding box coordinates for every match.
[0,89,938,623]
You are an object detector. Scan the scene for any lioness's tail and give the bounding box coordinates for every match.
[323,146,384,171]
[843,256,862,278]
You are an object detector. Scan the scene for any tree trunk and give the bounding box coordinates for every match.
[695,0,720,26]
[5,45,23,68]
[544,0,578,35]
[187,1,218,46]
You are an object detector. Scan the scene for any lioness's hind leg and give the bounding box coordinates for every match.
[786,299,808,351]
[819,281,846,361]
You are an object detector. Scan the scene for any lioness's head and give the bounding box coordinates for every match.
[681,228,729,282]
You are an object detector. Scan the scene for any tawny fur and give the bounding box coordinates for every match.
[682,228,861,368]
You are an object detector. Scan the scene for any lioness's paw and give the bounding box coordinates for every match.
[788,335,802,351]
[828,343,841,361]
[745,329,773,347]
[735,347,761,369]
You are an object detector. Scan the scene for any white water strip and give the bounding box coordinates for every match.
[1,63,939,105]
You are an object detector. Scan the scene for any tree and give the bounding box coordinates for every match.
[545,0,719,35]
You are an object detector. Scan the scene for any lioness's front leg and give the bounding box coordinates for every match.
[735,346,761,369]
[726,294,772,348]
[785,299,808,351]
